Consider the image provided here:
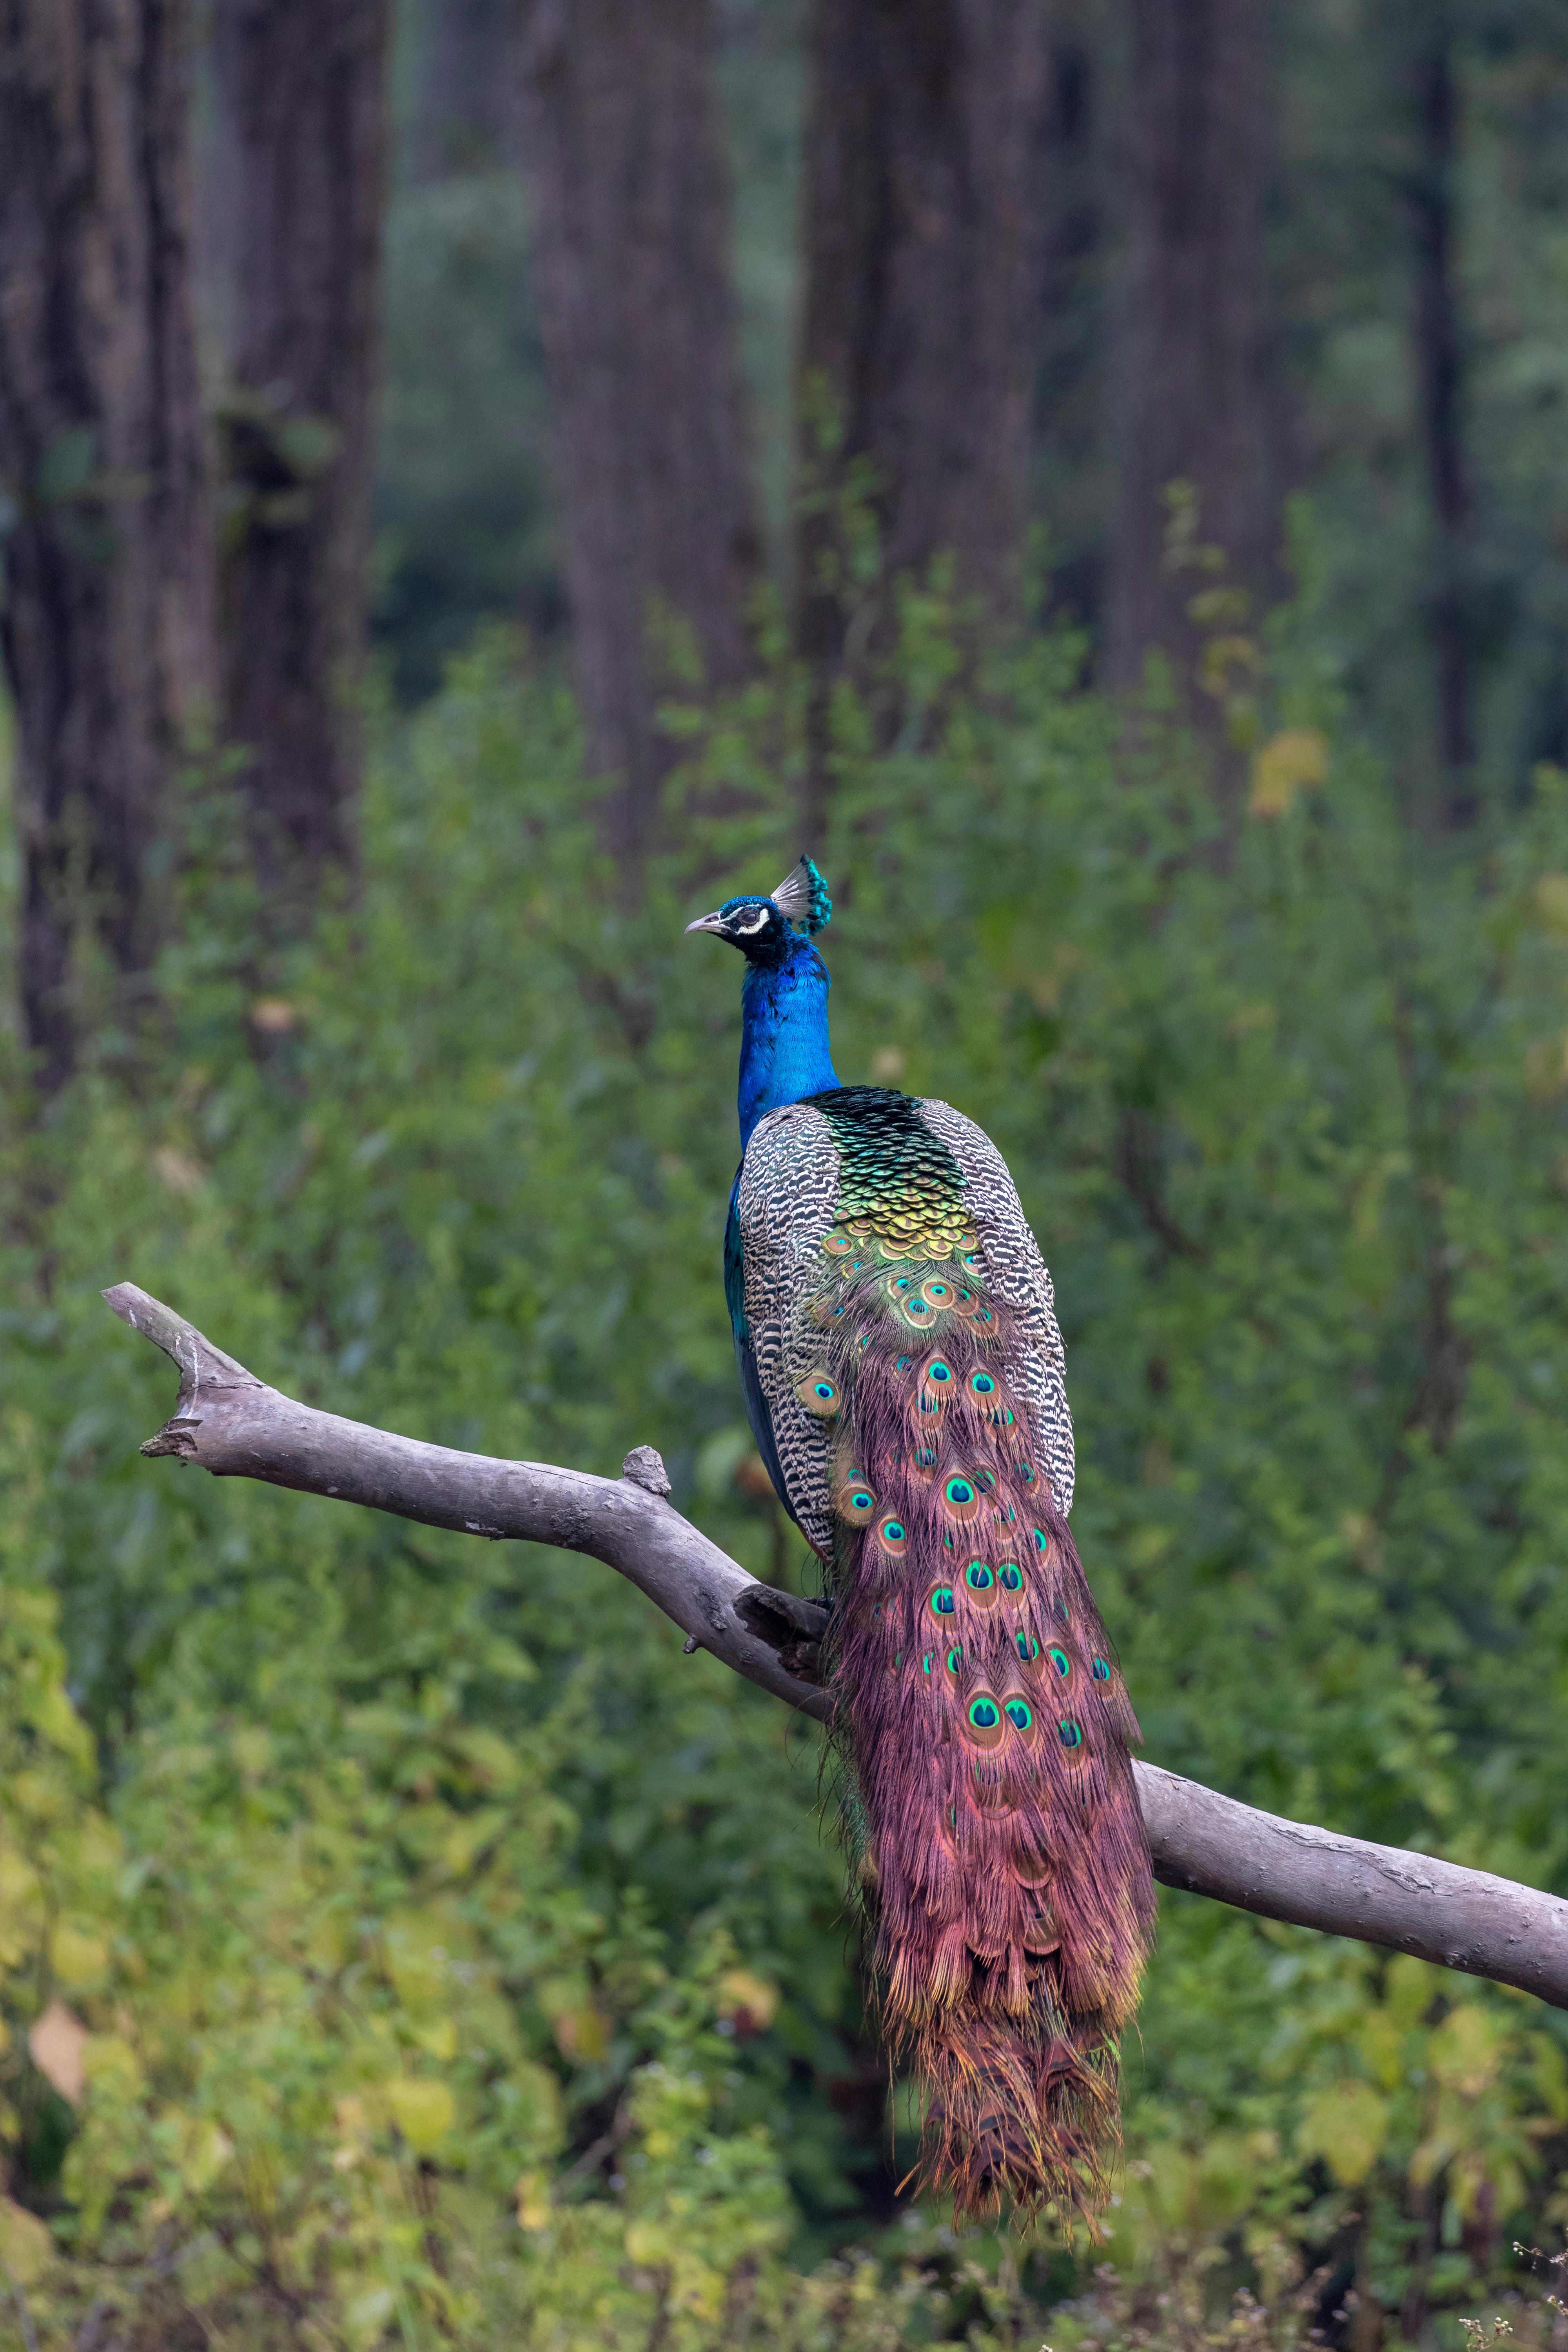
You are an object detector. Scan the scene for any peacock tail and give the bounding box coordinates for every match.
[735,1084,1154,2229]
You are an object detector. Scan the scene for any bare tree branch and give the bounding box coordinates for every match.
[103,1281,1568,2010]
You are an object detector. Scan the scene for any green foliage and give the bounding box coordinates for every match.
[5,572,1568,2341]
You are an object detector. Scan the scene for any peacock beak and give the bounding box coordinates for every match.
[684,911,727,936]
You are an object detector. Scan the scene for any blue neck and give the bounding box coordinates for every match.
[737,936,841,1147]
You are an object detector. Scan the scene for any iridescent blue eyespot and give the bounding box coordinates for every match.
[969,1698,1000,1731]
[1058,1718,1084,1750]
[1092,1656,1112,1682]
[1032,1527,1049,1552]
[1005,1699,1033,1732]
[928,1360,952,1383]
[998,1563,1022,1591]
[964,1561,994,1591]
[1048,1646,1071,1679]
[970,1370,996,1396]
[1015,1632,1040,1661]
[929,1587,956,1617]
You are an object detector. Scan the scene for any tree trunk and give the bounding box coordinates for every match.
[217,0,388,892]
[1406,18,1475,826]
[519,0,760,862]
[0,0,216,1092]
[1103,0,1272,707]
[795,0,1049,766]
[410,0,522,183]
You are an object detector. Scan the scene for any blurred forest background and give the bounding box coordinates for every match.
[4,0,1568,2346]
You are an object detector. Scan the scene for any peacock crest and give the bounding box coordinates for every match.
[770,853,833,936]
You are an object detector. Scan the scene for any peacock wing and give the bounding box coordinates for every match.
[734,1100,844,1556]
[915,1098,1075,1514]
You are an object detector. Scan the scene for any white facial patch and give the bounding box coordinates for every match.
[731,906,770,935]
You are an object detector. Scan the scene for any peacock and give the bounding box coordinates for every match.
[688,856,1154,2227]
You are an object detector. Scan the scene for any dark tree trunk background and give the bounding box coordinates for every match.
[411,0,522,181]
[217,0,388,893]
[519,0,759,862]
[796,0,1048,813]
[0,0,216,1092]
[1103,0,1272,704]
[1405,18,1475,826]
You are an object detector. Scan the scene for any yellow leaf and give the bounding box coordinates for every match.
[625,2217,671,2266]
[718,1969,779,2034]
[1249,726,1329,818]
[1297,2080,1388,2186]
[0,1848,42,1926]
[386,2076,456,2155]
[413,2015,457,2061]
[1428,2004,1501,2097]
[50,1920,110,1990]
[552,2004,610,2063]
[1359,2009,1405,2092]
[1537,874,1568,931]
[515,2170,551,2230]
[0,2198,53,2285]
[229,1726,274,1783]
[28,1681,93,1768]
[82,2034,142,2101]
[176,2116,234,2194]
[28,1999,86,2105]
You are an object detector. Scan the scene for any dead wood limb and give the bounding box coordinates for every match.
[103,1281,1568,2009]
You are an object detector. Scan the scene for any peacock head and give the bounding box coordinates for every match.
[684,855,832,967]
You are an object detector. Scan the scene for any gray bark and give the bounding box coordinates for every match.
[216,0,388,888]
[103,1279,1568,2010]
[0,0,217,1090]
[1103,0,1272,705]
[518,0,759,859]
